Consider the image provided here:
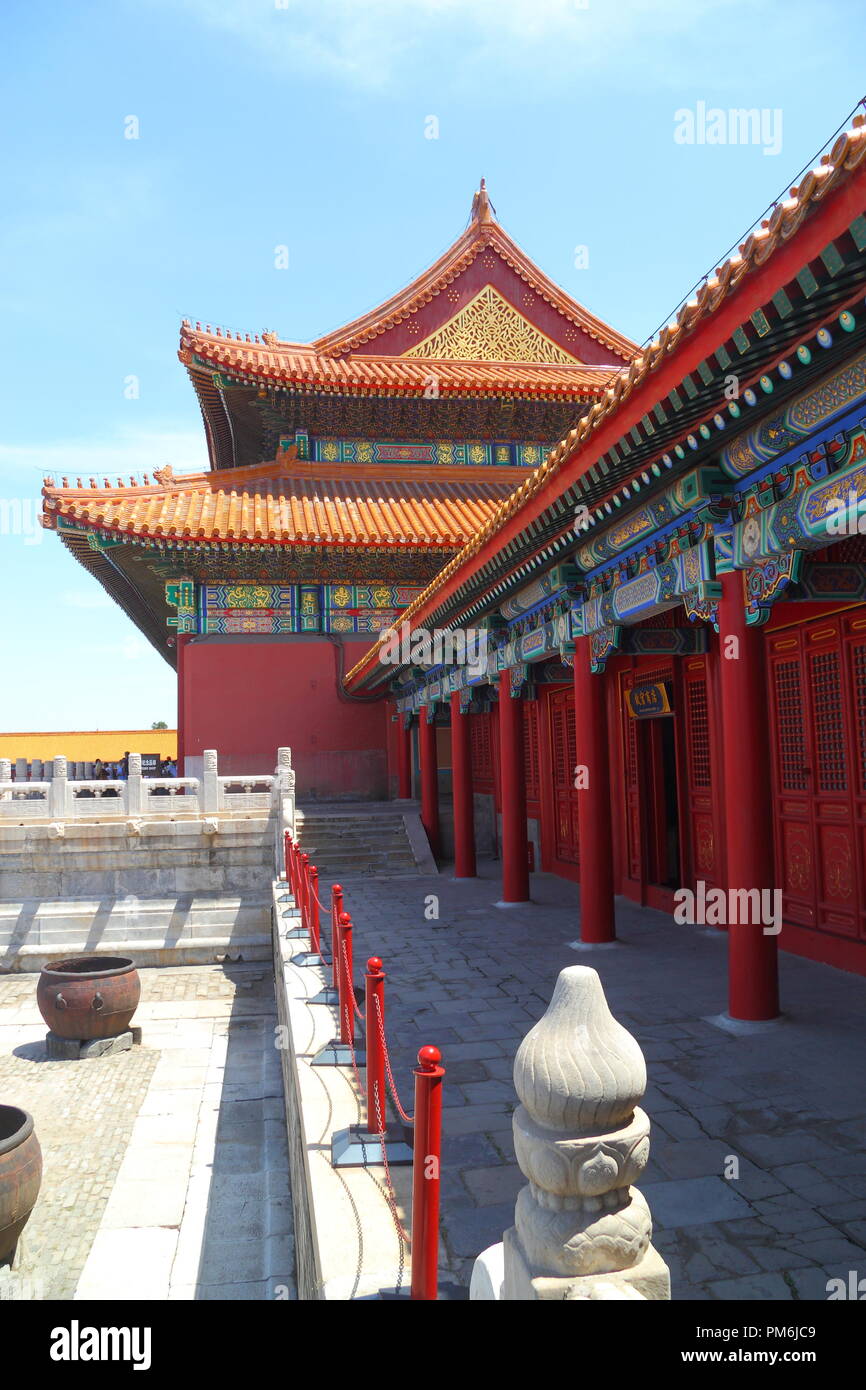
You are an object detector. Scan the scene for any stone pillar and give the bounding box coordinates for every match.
[717,571,779,1021]
[573,638,616,943]
[202,748,219,814]
[274,746,296,867]
[450,692,476,878]
[126,753,143,815]
[472,965,670,1300]
[177,632,189,776]
[418,706,440,857]
[498,671,529,903]
[49,757,69,819]
[0,759,10,800]
[396,714,412,800]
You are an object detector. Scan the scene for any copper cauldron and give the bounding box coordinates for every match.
[37,955,141,1040]
[0,1106,42,1265]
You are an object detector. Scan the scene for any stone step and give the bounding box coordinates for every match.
[7,935,272,972]
[0,896,272,971]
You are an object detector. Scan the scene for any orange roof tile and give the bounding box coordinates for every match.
[42,460,527,549]
[178,331,619,400]
[344,118,866,687]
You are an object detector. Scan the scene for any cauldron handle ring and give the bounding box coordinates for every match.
[55,993,67,1010]
[92,992,105,1012]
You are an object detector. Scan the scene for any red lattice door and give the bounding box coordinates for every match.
[768,618,861,936]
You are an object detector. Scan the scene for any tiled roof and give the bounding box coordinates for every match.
[344,117,866,687]
[42,460,526,549]
[179,329,619,400]
[312,183,637,362]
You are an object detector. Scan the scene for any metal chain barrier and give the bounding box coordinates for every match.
[341,934,365,1022]
[343,997,411,1253]
[373,992,414,1126]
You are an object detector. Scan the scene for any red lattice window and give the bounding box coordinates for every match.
[523,700,540,802]
[810,649,847,793]
[772,659,807,792]
[551,699,576,791]
[470,712,494,791]
[685,677,711,787]
[852,642,866,796]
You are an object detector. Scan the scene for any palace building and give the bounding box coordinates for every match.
[42,118,866,1004]
[41,181,632,798]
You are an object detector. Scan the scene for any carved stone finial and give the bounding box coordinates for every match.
[53,756,68,778]
[203,749,218,773]
[0,759,10,781]
[479,965,670,1301]
[127,753,142,776]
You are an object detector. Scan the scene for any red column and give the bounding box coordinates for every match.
[450,692,476,878]
[498,672,529,903]
[396,713,412,799]
[573,638,616,943]
[418,706,440,857]
[717,570,779,1021]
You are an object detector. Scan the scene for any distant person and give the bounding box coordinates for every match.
[94,758,104,781]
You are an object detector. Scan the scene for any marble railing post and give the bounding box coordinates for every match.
[0,759,10,799]
[273,747,296,874]
[472,964,670,1301]
[202,749,219,814]
[49,757,69,819]
[126,753,143,815]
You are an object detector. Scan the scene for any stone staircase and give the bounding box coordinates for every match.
[294,803,436,879]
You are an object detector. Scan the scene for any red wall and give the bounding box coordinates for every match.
[180,637,389,799]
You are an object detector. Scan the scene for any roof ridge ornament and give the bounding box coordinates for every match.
[470,177,496,226]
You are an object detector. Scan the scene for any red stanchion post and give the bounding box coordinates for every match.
[299,853,310,933]
[365,957,385,1137]
[309,866,320,955]
[338,912,354,1046]
[290,840,299,902]
[331,885,344,988]
[411,1045,445,1301]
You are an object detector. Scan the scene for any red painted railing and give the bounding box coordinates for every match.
[285,842,445,1299]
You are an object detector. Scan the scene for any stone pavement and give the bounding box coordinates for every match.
[0,964,294,1301]
[328,861,866,1301]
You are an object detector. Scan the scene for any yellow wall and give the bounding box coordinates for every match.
[0,730,177,763]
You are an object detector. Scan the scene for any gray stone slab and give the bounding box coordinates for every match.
[642,1176,752,1229]
[45,1030,133,1060]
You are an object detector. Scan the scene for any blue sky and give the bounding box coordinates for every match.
[1,0,864,731]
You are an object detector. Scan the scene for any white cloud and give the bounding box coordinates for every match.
[158,0,752,92]
[0,428,208,485]
[61,591,114,610]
